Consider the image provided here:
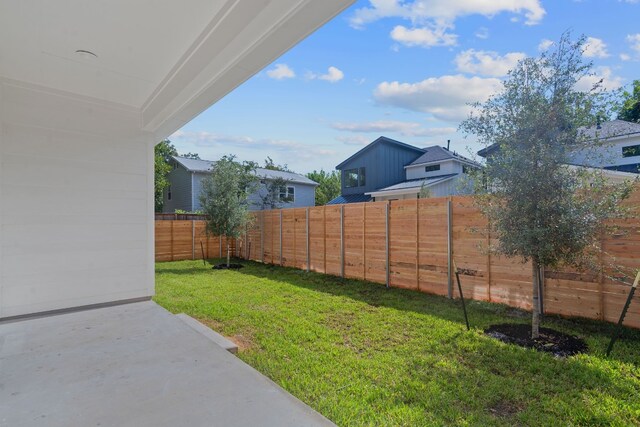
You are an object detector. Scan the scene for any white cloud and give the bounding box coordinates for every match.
[170,131,335,162]
[583,37,609,58]
[575,66,624,92]
[373,74,502,121]
[390,25,457,47]
[332,121,456,137]
[307,66,344,83]
[475,27,489,39]
[620,53,631,61]
[336,135,372,146]
[627,33,640,57]
[454,49,525,77]
[266,63,295,80]
[538,39,553,51]
[349,0,546,28]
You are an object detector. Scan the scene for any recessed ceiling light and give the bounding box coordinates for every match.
[75,49,97,59]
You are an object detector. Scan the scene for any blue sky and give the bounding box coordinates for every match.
[171,0,640,174]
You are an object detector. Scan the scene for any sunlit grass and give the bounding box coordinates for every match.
[155,259,640,426]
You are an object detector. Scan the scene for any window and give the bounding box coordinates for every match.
[345,169,359,188]
[167,186,172,201]
[425,164,440,172]
[358,167,366,186]
[622,144,640,158]
[279,186,295,202]
[345,168,366,187]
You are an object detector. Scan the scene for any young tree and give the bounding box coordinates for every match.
[618,80,640,123]
[461,33,634,338]
[154,140,178,212]
[306,170,341,206]
[199,155,258,267]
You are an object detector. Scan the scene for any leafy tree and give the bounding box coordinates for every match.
[306,170,341,206]
[199,155,258,267]
[263,156,291,172]
[461,33,634,338]
[154,140,178,212]
[181,152,201,160]
[259,177,293,210]
[618,80,640,123]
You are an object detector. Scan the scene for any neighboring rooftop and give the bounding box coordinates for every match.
[326,194,372,205]
[335,136,425,170]
[367,174,458,194]
[407,145,480,168]
[478,120,640,158]
[172,156,318,186]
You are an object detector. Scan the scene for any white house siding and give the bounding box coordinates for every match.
[405,160,461,180]
[162,164,193,212]
[0,79,154,318]
[373,176,466,202]
[570,135,640,170]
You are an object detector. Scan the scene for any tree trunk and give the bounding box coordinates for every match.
[531,259,540,339]
[226,242,231,267]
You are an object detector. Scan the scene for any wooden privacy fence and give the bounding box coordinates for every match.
[155,193,640,329]
[155,220,235,262]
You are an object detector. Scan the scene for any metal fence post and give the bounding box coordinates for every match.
[447,198,453,299]
[280,210,283,266]
[306,207,310,273]
[340,205,345,278]
[385,202,390,288]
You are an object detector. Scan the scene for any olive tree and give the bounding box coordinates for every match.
[199,155,258,267]
[461,33,634,338]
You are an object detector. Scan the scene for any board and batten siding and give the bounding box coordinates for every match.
[339,141,423,196]
[162,164,193,212]
[0,79,155,318]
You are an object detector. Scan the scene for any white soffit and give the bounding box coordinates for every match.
[0,0,354,137]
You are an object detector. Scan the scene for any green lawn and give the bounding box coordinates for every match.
[155,259,640,426]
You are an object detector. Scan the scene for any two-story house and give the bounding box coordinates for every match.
[163,156,318,212]
[478,120,640,174]
[328,137,479,204]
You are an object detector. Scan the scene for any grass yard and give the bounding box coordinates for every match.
[155,259,640,426]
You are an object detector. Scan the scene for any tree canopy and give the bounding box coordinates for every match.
[154,140,178,212]
[306,170,341,206]
[618,79,640,123]
[461,33,634,338]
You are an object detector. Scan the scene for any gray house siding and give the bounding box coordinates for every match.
[163,163,193,212]
[338,140,423,195]
[189,173,316,212]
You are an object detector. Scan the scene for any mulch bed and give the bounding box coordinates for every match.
[212,263,244,270]
[485,323,588,357]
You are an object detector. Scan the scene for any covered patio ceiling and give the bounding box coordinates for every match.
[0,0,354,138]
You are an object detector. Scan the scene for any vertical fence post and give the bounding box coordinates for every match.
[385,201,390,288]
[416,199,420,290]
[362,203,366,280]
[340,205,345,278]
[323,206,327,273]
[170,220,174,262]
[192,220,196,260]
[447,198,453,299]
[261,211,265,263]
[219,235,222,259]
[486,224,492,302]
[280,210,283,266]
[306,207,310,272]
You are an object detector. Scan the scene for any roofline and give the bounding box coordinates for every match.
[365,176,457,196]
[405,157,481,169]
[335,136,424,170]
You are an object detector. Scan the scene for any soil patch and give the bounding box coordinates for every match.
[212,263,244,270]
[488,399,524,419]
[485,323,587,357]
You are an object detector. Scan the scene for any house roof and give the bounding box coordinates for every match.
[172,156,318,186]
[326,194,372,205]
[407,145,480,167]
[335,136,425,170]
[366,174,458,194]
[477,120,640,158]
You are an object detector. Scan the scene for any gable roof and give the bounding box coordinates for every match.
[477,120,640,158]
[326,194,372,205]
[335,136,425,170]
[366,174,458,195]
[406,145,480,167]
[172,156,318,186]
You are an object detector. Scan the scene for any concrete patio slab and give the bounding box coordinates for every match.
[0,301,334,427]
